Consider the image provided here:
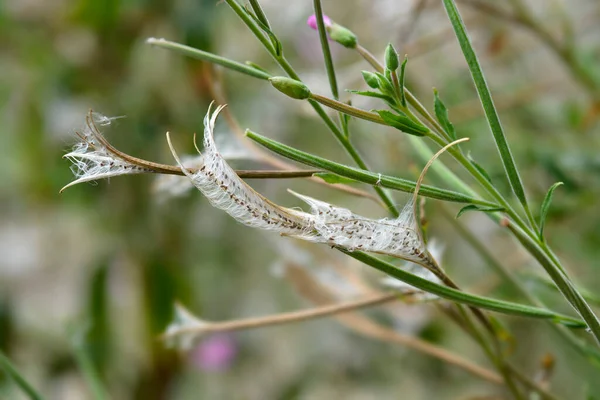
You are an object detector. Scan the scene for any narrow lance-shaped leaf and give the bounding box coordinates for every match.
[376,110,428,137]
[248,0,270,29]
[373,71,396,98]
[146,38,272,80]
[399,56,408,107]
[0,351,44,400]
[346,89,396,104]
[456,204,505,219]
[539,182,563,241]
[441,0,532,219]
[246,130,500,207]
[433,88,456,140]
[343,250,586,327]
[467,153,493,184]
[244,4,282,56]
[361,70,380,89]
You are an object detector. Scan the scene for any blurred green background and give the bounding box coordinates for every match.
[1,0,599,399]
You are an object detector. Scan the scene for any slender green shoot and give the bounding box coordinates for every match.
[0,350,44,400]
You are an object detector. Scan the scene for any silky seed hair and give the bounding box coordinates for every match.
[153,128,259,199]
[288,190,433,266]
[62,111,154,192]
[167,103,313,235]
[168,104,467,273]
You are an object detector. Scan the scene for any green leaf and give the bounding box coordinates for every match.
[343,250,586,327]
[346,89,395,104]
[245,4,282,56]
[433,88,456,140]
[441,0,531,216]
[246,130,500,207]
[248,0,270,29]
[314,172,358,185]
[86,263,109,376]
[361,70,380,89]
[69,323,108,400]
[467,153,492,184]
[376,110,428,136]
[0,350,44,400]
[147,38,271,80]
[373,71,396,98]
[539,182,563,241]
[457,204,505,219]
[399,56,408,107]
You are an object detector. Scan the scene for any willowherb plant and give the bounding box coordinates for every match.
[57,0,600,398]
[163,103,441,270]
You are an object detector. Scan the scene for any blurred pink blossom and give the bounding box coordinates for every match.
[306,14,332,30]
[190,333,237,372]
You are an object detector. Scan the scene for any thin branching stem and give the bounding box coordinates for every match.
[223,0,399,217]
[0,351,44,400]
[164,292,400,338]
[312,0,339,100]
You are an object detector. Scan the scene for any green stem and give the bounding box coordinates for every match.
[442,0,535,229]
[452,306,525,399]
[146,38,271,80]
[340,249,584,326]
[310,93,386,124]
[312,0,339,100]
[224,0,399,217]
[506,222,600,344]
[248,0,270,28]
[0,350,44,400]
[246,130,500,206]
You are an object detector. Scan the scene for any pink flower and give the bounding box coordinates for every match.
[306,14,357,48]
[307,14,332,31]
[190,333,237,372]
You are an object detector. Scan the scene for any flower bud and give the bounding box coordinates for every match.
[327,23,357,48]
[385,43,399,71]
[361,71,380,89]
[269,77,311,100]
[306,14,357,49]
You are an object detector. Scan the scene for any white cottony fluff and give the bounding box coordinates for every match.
[163,303,208,350]
[152,154,204,199]
[153,132,258,199]
[62,112,152,192]
[289,191,433,267]
[167,104,312,235]
[170,104,435,270]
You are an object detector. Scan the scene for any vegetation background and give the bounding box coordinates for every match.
[1,0,599,398]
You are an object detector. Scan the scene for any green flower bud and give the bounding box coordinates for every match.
[385,43,399,71]
[327,23,357,48]
[361,71,380,89]
[269,77,311,100]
